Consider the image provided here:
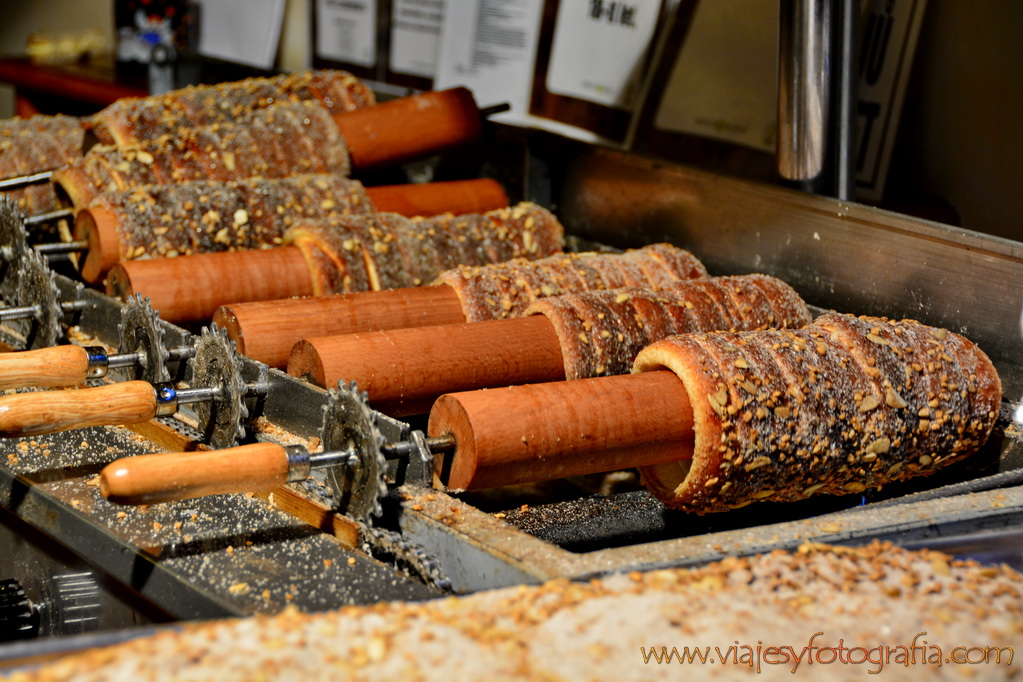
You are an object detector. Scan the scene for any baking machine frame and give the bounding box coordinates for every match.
[1,126,1022,650]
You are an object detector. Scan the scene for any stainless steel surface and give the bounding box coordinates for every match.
[398,475,1023,594]
[1,273,440,628]
[552,144,1023,401]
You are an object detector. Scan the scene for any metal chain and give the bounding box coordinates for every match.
[359,523,453,593]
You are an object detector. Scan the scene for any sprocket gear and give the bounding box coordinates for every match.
[115,293,170,383]
[0,196,29,271]
[321,380,388,522]
[191,323,248,449]
[0,249,61,349]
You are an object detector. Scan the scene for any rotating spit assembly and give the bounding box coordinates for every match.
[1,75,1022,658]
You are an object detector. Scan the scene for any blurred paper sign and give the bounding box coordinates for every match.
[390,0,443,78]
[194,0,287,70]
[434,0,545,122]
[546,0,663,109]
[315,0,378,68]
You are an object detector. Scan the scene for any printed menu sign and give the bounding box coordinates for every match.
[390,0,443,78]
[315,0,378,68]
[545,0,662,109]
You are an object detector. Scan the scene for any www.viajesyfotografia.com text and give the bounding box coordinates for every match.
[640,632,1014,674]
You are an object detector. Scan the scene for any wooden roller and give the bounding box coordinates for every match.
[96,372,691,506]
[101,443,291,505]
[106,248,317,326]
[217,285,467,369]
[430,371,694,491]
[288,274,813,415]
[331,87,483,170]
[93,315,1002,513]
[289,316,566,416]
[0,382,160,438]
[76,177,508,284]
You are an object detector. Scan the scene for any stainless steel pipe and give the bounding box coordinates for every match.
[777,0,856,199]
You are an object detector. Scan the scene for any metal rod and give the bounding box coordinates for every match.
[480,103,511,119]
[172,386,225,405]
[382,434,456,459]
[309,449,360,470]
[301,433,456,477]
[0,299,81,321]
[25,211,75,229]
[778,0,831,184]
[105,352,146,370]
[0,304,40,321]
[0,170,53,191]
[59,300,87,314]
[831,0,858,200]
[165,346,195,363]
[33,238,86,255]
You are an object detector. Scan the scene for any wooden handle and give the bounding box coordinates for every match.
[335,88,482,170]
[0,345,90,390]
[288,316,566,416]
[0,381,158,438]
[100,442,291,505]
[428,370,694,490]
[366,178,508,218]
[73,204,121,284]
[105,247,314,325]
[215,284,466,368]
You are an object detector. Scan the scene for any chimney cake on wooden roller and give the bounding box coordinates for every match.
[54,86,485,207]
[429,314,1001,500]
[73,174,508,283]
[632,313,1003,512]
[289,274,812,416]
[53,101,351,208]
[88,69,375,146]
[218,243,708,367]
[107,202,564,326]
[0,115,86,215]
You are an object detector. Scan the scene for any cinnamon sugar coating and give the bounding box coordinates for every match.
[54,102,350,207]
[89,69,373,146]
[283,202,564,295]
[635,314,1002,512]
[435,243,708,323]
[91,174,373,261]
[528,274,811,380]
[0,114,85,214]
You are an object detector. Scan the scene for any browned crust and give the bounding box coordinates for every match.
[635,314,1002,513]
[435,244,706,323]
[527,275,811,381]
